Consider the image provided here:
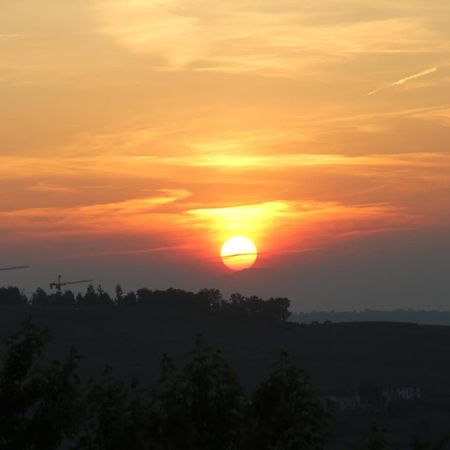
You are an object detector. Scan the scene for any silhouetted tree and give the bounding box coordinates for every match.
[78,285,114,306]
[230,292,245,305]
[136,287,152,305]
[73,368,149,450]
[1,320,338,450]
[31,288,75,307]
[266,297,291,324]
[0,286,27,306]
[96,285,113,305]
[31,287,49,306]
[116,285,139,306]
[196,288,222,312]
[136,287,217,312]
[243,351,330,450]
[12,284,294,327]
[156,335,243,450]
[59,290,76,306]
[410,434,433,450]
[221,293,291,325]
[356,425,392,450]
[0,319,82,449]
[114,284,124,305]
[80,285,97,305]
[120,291,138,307]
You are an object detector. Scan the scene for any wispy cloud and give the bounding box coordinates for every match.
[0,192,415,263]
[94,0,445,75]
[26,183,75,194]
[0,34,26,39]
[0,189,191,239]
[185,200,414,256]
[367,67,438,96]
[2,151,449,180]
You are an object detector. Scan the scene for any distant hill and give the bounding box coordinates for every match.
[290,310,450,326]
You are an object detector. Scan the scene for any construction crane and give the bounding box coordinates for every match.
[0,265,30,272]
[50,274,94,293]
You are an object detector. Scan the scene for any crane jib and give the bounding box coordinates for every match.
[62,279,94,286]
[0,265,30,272]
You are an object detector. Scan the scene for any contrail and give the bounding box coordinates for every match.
[367,67,438,96]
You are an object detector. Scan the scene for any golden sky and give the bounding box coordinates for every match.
[1,0,450,309]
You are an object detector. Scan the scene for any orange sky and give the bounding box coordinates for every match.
[1,0,450,309]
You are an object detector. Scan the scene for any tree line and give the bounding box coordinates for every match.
[0,286,291,325]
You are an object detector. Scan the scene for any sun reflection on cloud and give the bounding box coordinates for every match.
[187,201,292,245]
[185,199,413,265]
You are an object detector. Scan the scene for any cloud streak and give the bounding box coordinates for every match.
[0,34,26,39]
[0,192,415,266]
[2,152,449,182]
[94,0,446,75]
[185,200,416,259]
[367,67,438,96]
[0,190,190,239]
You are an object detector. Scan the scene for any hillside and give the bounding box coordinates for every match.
[291,310,450,326]
[1,305,450,395]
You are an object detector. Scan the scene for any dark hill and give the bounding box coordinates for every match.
[0,305,449,396]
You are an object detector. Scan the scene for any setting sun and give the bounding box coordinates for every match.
[220,237,258,271]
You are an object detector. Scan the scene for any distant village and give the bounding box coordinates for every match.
[324,385,422,412]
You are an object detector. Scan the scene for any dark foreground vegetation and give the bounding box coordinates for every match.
[1,285,450,448]
[0,320,329,450]
[3,320,449,450]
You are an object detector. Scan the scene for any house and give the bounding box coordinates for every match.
[381,386,422,404]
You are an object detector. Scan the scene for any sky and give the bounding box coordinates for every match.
[1,0,450,311]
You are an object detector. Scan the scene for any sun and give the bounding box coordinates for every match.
[220,236,258,271]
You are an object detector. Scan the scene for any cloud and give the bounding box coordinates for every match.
[367,66,439,96]
[0,34,26,38]
[173,151,450,170]
[26,183,75,193]
[411,106,450,127]
[0,187,418,263]
[94,0,446,75]
[3,150,449,180]
[0,189,191,240]
[185,199,415,257]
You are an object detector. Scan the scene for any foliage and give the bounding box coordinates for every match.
[77,285,114,306]
[156,335,243,450]
[243,351,330,450]
[410,434,433,450]
[0,320,330,450]
[221,294,291,324]
[73,369,150,450]
[0,286,27,306]
[355,425,392,450]
[0,319,81,449]
[115,284,138,306]
[0,285,292,325]
[31,287,76,306]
